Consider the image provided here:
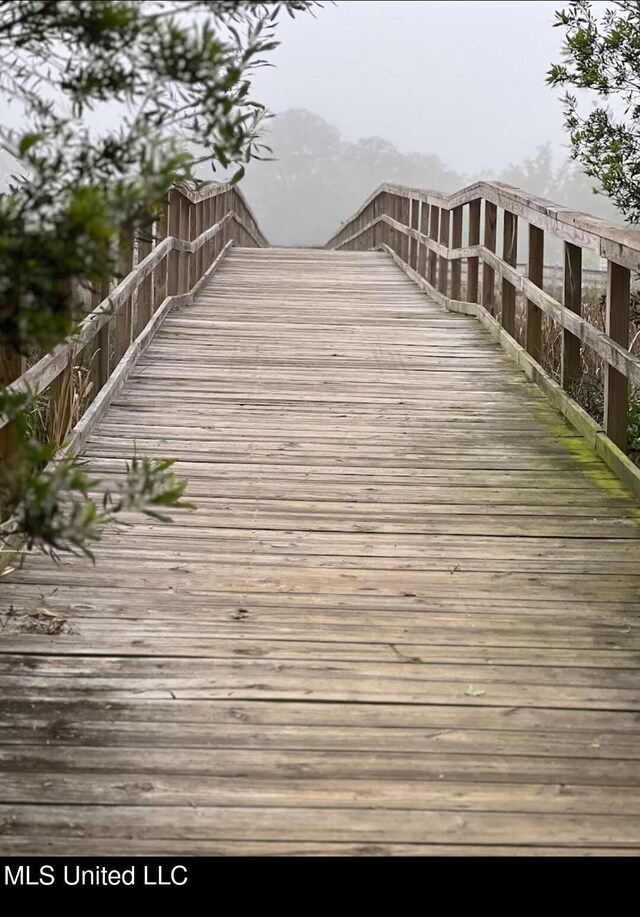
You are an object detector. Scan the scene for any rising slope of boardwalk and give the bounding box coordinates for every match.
[2,248,640,854]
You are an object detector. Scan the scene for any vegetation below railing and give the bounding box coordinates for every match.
[327,180,640,484]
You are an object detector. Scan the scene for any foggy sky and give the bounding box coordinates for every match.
[252,0,570,173]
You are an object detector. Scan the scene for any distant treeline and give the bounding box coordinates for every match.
[200,108,621,249]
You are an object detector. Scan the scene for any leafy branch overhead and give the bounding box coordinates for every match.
[0,0,318,354]
[549,0,640,223]
[0,1,317,562]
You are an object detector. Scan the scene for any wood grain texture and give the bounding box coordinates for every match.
[2,248,640,856]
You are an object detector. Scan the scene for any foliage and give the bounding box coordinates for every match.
[548,0,640,223]
[0,0,316,561]
[1,391,194,560]
[224,110,622,248]
[219,108,463,246]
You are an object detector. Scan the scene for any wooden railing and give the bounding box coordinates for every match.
[327,181,640,490]
[0,181,266,460]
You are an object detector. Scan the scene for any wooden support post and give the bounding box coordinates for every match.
[90,281,111,399]
[438,209,450,296]
[482,201,497,315]
[194,200,203,282]
[501,211,518,336]
[212,194,222,258]
[450,206,463,301]
[206,197,215,267]
[605,260,630,452]
[136,224,153,336]
[399,196,410,264]
[467,199,481,304]
[526,224,544,364]
[418,203,429,278]
[178,194,191,294]
[386,194,397,257]
[0,348,24,469]
[167,189,181,297]
[561,242,583,391]
[154,197,168,309]
[410,199,420,271]
[372,193,383,248]
[115,227,134,365]
[428,206,439,288]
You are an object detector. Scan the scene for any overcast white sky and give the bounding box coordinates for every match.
[252,0,570,173]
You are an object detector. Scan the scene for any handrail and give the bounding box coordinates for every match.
[326,181,640,486]
[326,181,640,270]
[0,181,267,446]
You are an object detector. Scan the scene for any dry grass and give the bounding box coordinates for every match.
[27,357,95,449]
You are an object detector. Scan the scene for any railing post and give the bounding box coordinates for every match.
[410,199,420,271]
[115,226,134,364]
[386,194,396,257]
[194,199,204,282]
[418,202,429,278]
[383,192,391,248]
[178,193,191,294]
[136,223,153,335]
[467,199,481,304]
[373,192,384,248]
[209,197,216,271]
[526,224,544,363]
[438,209,450,296]
[501,211,518,336]
[167,189,182,299]
[90,280,111,398]
[605,260,630,451]
[428,206,439,287]
[482,201,497,315]
[0,348,24,468]
[450,205,463,301]
[561,242,583,391]
[154,195,169,309]
[399,195,410,264]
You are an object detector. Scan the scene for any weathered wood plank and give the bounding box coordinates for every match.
[2,248,640,855]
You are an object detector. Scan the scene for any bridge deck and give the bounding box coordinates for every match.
[2,248,640,855]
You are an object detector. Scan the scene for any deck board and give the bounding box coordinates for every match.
[1,248,640,855]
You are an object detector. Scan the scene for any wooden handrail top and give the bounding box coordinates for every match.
[327,181,640,271]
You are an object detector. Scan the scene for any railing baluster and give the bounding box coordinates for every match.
[194,199,204,282]
[467,199,481,304]
[450,205,463,300]
[410,199,420,271]
[154,196,168,310]
[526,224,544,363]
[136,223,153,335]
[561,242,583,391]
[91,280,111,398]
[178,193,191,294]
[482,201,497,315]
[167,189,181,297]
[605,260,631,452]
[399,195,410,263]
[417,201,428,279]
[428,206,439,288]
[438,209,450,296]
[501,211,518,336]
[0,348,24,467]
[115,227,134,364]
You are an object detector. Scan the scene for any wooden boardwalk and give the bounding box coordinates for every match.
[2,247,640,855]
